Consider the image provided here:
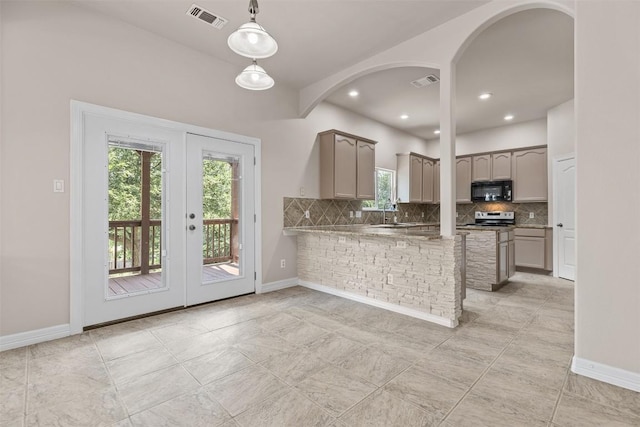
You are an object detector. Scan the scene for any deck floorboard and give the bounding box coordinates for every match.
[108,263,239,296]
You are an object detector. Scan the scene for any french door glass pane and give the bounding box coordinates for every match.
[201,154,240,283]
[107,140,165,297]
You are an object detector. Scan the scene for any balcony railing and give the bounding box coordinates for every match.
[108,218,237,275]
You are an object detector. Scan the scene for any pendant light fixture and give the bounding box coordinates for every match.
[235,60,275,91]
[228,0,278,59]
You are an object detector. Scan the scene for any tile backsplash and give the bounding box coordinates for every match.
[283,197,548,228]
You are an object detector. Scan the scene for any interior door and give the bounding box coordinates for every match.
[83,114,186,326]
[555,156,576,280]
[185,134,255,305]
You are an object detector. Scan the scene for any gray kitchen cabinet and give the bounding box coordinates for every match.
[472,154,492,182]
[456,157,472,203]
[356,140,376,199]
[431,156,472,204]
[514,227,552,270]
[465,229,515,291]
[434,160,440,203]
[492,152,512,180]
[397,153,436,203]
[472,152,511,182]
[319,130,376,200]
[512,147,547,202]
[422,158,435,203]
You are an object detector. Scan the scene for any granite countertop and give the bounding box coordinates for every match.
[283,223,448,240]
[283,221,549,237]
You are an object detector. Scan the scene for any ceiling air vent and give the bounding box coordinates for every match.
[410,74,440,88]
[187,4,229,29]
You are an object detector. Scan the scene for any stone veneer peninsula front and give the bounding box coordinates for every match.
[291,226,466,328]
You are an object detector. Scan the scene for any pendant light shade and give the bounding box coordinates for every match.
[227,0,278,59]
[228,21,278,59]
[235,61,274,91]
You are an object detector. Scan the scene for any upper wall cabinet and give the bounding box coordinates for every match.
[472,152,512,182]
[397,153,435,203]
[456,157,473,203]
[356,140,376,199]
[492,152,512,180]
[433,157,472,204]
[319,130,376,199]
[512,148,547,202]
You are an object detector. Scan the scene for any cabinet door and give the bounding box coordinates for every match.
[433,161,440,203]
[508,239,516,277]
[472,154,491,182]
[512,148,547,202]
[334,135,357,198]
[456,157,472,203]
[409,155,423,203]
[498,241,508,283]
[514,236,546,268]
[356,141,375,199]
[421,158,434,203]
[492,152,512,180]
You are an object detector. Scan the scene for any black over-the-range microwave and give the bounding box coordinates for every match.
[471,180,513,202]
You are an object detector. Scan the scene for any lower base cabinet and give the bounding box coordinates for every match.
[514,227,552,270]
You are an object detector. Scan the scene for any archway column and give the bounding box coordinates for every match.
[439,61,456,236]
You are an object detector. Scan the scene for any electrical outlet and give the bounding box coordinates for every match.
[280,259,286,268]
[300,187,305,197]
[305,210,310,219]
[421,212,425,218]
[338,236,346,243]
[397,241,407,249]
[349,211,354,218]
[355,211,362,218]
[456,212,459,218]
[529,212,535,219]
[405,212,408,217]
[387,273,394,285]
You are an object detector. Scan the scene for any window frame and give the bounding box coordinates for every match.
[362,167,397,211]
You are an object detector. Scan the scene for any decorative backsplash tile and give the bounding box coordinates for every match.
[430,201,548,226]
[283,198,432,227]
[284,197,548,228]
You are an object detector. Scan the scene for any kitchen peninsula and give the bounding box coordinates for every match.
[288,225,466,328]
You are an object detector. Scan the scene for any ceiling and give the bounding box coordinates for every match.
[74,1,574,139]
[325,8,574,138]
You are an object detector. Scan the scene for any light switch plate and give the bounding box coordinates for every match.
[529,212,535,218]
[305,210,310,219]
[53,179,64,193]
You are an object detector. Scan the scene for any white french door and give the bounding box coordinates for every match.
[185,133,255,305]
[83,114,185,326]
[554,155,576,281]
[81,112,256,327]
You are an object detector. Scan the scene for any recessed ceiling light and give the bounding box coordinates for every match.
[348,90,359,97]
[400,114,409,120]
[479,92,492,100]
[504,114,514,121]
[434,129,441,134]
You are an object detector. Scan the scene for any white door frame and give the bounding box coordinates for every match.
[70,101,262,334]
[552,153,575,279]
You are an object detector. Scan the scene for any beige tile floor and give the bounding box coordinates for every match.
[2,272,639,426]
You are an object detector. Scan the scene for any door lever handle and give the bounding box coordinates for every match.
[189,225,196,231]
[557,223,563,227]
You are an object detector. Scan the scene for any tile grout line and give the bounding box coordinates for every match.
[549,365,571,424]
[439,290,554,424]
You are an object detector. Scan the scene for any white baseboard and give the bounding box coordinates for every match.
[258,277,299,294]
[298,280,457,328]
[0,324,71,352]
[572,356,640,392]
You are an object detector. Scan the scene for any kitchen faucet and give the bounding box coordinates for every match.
[381,198,391,224]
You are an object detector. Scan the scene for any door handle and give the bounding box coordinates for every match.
[557,223,563,227]
[189,225,196,231]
